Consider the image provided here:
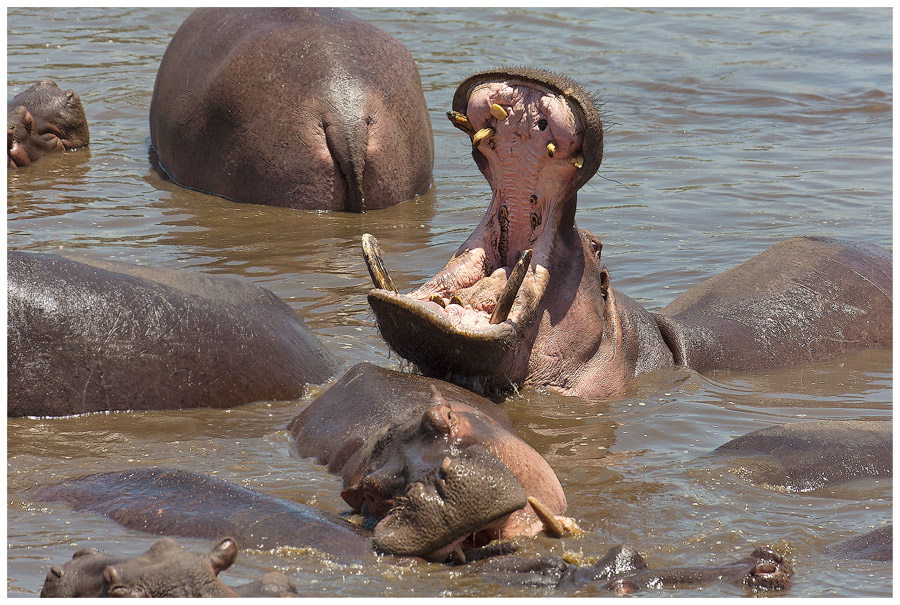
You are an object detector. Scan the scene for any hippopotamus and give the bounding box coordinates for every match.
[149,8,433,211]
[8,79,89,168]
[714,420,892,491]
[8,251,333,417]
[35,468,374,563]
[288,363,576,559]
[470,544,792,594]
[41,537,298,598]
[825,526,892,562]
[363,67,892,398]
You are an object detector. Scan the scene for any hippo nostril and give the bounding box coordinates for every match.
[537,118,548,131]
[49,565,64,579]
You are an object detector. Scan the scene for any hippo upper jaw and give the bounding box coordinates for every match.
[365,68,603,389]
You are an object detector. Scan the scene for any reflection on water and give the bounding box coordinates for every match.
[7,7,891,598]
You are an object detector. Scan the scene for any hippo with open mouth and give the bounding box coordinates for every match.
[364,67,892,399]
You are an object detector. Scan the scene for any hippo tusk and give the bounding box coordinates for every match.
[490,249,532,325]
[454,545,467,564]
[489,103,509,120]
[527,495,566,538]
[568,152,583,169]
[472,127,495,149]
[361,233,398,293]
[446,110,475,135]
[547,141,556,158]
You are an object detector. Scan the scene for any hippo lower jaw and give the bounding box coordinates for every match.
[369,446,527,560]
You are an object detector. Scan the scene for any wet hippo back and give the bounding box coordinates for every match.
[8,251,334,416]
[655,237,892,373]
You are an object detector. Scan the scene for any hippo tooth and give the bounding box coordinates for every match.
[472,127,495,149]
[526,495,565,538]
[446,110,475,135]
[489,103,508,120]
[490,249,532,325]
[546,141,557,158]
[361,233,398,293]
[568,152,583,169]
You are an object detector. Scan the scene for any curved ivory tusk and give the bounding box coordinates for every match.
[472,127,495,149]
[546,141,557,158]
[446,110,475,135]
[361,233,398,293]
[490,249,532,325]
[568,152,584,169]
[489,103,509,120]
[527,495,565,538]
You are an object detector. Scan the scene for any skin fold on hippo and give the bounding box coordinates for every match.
[149,7,433,211]
[8,79,89,168]
[469,544,792,594]
[288,363,577,560]
[7,251,334,417]
[362,67,892,399]
[34,468,374,564]
[41,537,298,598]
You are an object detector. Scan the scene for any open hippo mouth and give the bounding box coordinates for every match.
[354,445,527,559]
[365,68,603,387]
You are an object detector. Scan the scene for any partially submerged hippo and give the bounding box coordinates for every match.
[41,537,298,598]
[289,363,575,559]
[8,251,334,417]
[8,79,89,168]
[150,8,433,211]
[714,420,892,492]
[35,468,374,563]
[363,67,892,398]
[471,544,792,594]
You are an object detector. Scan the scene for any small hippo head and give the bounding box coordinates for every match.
[100,537,239,598]
[338,386,532,559]
[40,547,122,598]
[8,79,89,169]
[365,68,607,391]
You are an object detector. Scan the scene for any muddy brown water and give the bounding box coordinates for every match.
[7,7,892,597]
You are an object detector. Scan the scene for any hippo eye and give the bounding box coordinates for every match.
[537,119,548,131]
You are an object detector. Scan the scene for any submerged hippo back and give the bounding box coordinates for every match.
[655,237,892,373]
[8,251,333,416]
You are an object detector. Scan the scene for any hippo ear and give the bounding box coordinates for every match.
[208,538,238,574]
[427,384,448,406]
[599,267,610,299]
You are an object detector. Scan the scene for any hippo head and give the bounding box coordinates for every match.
[8,79,89,168]
[40,547,121,598]
[365,68,604,391]
[338,386,531,559]
[101,537,238,598]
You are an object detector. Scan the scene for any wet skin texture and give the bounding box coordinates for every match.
[289,363,570,558]
[471,544,792,594]
[7,79,89,168]
[42,537,298,598]
[35,468,374,563]
[7,251,334,417]
[715,419,892,492]
[365,68,892,399]
[150,7,433,211]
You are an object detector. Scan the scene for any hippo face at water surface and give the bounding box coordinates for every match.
[7,79,89,168]
[289,364,574,559]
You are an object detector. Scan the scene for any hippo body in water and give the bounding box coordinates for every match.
[7,251,333,417]
[289,363,575,559]
[7,79,89,168]
[363,67,892,398]
[150,7,433,211]
[472,544,792,594]
[41,537,298,598]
